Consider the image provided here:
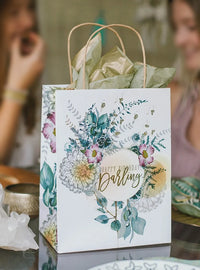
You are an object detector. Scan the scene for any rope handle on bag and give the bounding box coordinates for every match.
[67,23,147,88]
[67,22,126,84]
[83,24,147,88]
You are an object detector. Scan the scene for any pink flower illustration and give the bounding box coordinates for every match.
[42,112,56,153]
[85,144,102,164]
[138,144,154,167]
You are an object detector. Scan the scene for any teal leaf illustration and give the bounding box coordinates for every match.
[127,204,138,220]
[118,215,127,239]
[111,220,121,231]
[96,192,108,208]
[130,217,135,242]
[112,201,124,209]
[69,138,79,148]
[43,188,50,207]
[132,133,140,141]
[117,201,124,209]
[40,162,54,192]
[97,208,106,213]
[146,135,150,145]
[119,203,145,241]
[131,209,138,221]
[122,207,131,222]
[98,113,109,129]
[110,126,116,133]
[87,112,97,125]
[42,263,49,270]
[85,189,95,196]
[49,191,57,207]
[124,224,131,239]
[42,257,56,270]
[132,217,146,235]
[95,215,109,224]
[130,145,140,155]
[90,126,102,137]
[80,139,89,148]
[130,189,142,201]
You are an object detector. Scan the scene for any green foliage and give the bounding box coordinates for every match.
[40,162,54,192]
[144,166,166,189]
[130,145,140,155]
[132,217,146,235]
[43,188,50,207]
[42,257,56,270]
[40,162,57,214]
[111,220,121,231]
[112,201,124,209]
[96,192,108,208]
[97,208,106,213]
[150,136,166,152]
[95,215,109,224]
[118,200,146,242]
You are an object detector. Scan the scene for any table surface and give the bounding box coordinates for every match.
[0,166,199,270]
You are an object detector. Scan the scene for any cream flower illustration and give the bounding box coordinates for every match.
[60,151,100,194]
[41,214,57,249]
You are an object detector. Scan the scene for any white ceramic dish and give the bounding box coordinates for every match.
[89,259,200,270]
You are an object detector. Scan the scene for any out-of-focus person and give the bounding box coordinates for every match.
[0,0,45,167]
[169,0,200,178]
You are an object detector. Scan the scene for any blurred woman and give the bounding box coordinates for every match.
[0,0,45,167]
[169,0,200,178]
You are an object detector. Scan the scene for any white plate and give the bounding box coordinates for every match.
[89,260,200,270]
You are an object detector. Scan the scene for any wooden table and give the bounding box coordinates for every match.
[0,165,39,188]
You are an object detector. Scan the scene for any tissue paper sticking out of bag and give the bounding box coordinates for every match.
[0,184,38,251]
[68,33,175,89]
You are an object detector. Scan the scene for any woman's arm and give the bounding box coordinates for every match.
[0,33,44,163]
[0,100,24,162]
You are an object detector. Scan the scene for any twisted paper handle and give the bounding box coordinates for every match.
[68,23,147,88]
[67,22,126,84]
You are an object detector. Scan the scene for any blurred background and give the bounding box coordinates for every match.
[37,0,176,84]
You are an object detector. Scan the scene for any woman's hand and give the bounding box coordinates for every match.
[6,32,45,90]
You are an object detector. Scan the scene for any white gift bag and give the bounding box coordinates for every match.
[39,24,171,254]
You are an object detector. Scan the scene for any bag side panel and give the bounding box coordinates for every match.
[39,85,59,251]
